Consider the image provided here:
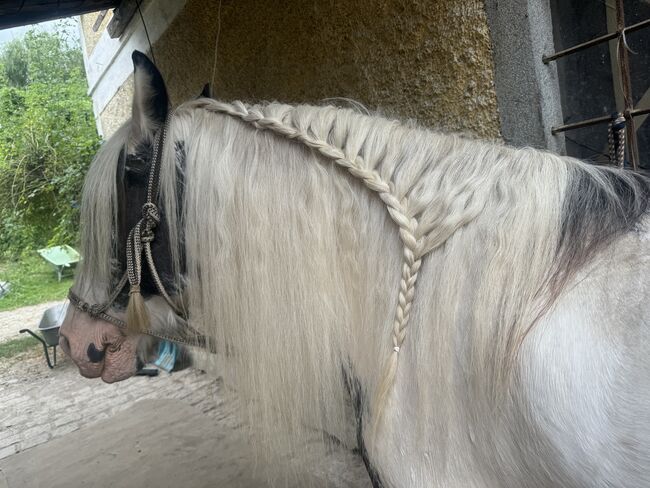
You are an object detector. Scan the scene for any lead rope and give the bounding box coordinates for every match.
[124,115,186,333]
[141,117,181,313]
[124,202,157,332]
[125,119,166,333]
[608,113,626,168]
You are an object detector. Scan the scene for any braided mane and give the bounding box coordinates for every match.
[194,101,432,429]
[158,100,566,446]
[181,99,520,432]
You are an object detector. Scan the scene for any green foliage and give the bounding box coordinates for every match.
[0,22,100,256]
[1,40,28,87]
[0,254,72,312]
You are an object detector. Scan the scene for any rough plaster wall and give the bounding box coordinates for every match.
[99,73,134,137]
[80,11,112,57]
[99,0,499,139]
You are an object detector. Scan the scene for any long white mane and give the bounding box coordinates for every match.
[77,99,649,474]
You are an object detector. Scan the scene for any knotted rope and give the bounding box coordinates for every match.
[125,201,160,333]
[124,116,185,333]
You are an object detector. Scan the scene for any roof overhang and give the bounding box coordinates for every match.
[0,0,120,30]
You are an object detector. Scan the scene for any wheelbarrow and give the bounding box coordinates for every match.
[20,302,68,369]
[37,245,81,282]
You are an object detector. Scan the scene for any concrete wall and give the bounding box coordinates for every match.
[484,0,565,152]
[82,0,501,140]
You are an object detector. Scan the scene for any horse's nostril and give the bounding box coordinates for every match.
[87,343,106,363]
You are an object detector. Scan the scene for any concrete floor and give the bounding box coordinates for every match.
[0,398,369,488]
[0,399,270,488]
[0,343,370,488]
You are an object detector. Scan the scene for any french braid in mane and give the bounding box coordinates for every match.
[188,100,484,433]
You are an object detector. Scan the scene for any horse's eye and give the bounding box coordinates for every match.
[125,155,149,175]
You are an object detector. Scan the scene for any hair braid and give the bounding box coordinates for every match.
[195,100,424,434]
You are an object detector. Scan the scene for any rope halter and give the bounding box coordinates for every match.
[68,115,209,349]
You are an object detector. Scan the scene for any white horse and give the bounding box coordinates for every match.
[60,51,650,487]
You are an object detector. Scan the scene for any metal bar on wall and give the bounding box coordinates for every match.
[544,0,650,170]
[542,17,650,63]
[607,3,626,115]
[551,106,650,134]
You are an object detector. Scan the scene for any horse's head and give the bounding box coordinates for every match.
[60,51,189,382]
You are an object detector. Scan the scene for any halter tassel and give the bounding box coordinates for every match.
[126,284,149,334]
[125,203,159,335]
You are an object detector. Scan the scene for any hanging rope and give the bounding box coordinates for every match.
[608,113,626,168]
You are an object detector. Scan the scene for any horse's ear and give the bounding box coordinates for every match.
[130,50,169,145]
[198,83,212,99]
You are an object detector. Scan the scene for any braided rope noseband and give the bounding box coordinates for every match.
[68,117,209,349]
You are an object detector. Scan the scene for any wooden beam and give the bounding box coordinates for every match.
[107,0,138,39]
[92,9,109,32]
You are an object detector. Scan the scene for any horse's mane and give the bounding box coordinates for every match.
[76,100,649,472]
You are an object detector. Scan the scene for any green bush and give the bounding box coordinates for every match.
[0,23,100,257]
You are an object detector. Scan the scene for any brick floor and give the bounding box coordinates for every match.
[0,347,222,456]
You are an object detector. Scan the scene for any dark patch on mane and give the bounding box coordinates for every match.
[343,367,385,488]
[554,165,650,292]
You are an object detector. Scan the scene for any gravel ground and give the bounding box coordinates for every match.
[0,301,63,343]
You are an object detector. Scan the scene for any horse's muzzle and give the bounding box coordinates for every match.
[59,305,139,383]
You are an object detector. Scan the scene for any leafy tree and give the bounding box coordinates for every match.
[1,40,28,87]
[0,23,100,256]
